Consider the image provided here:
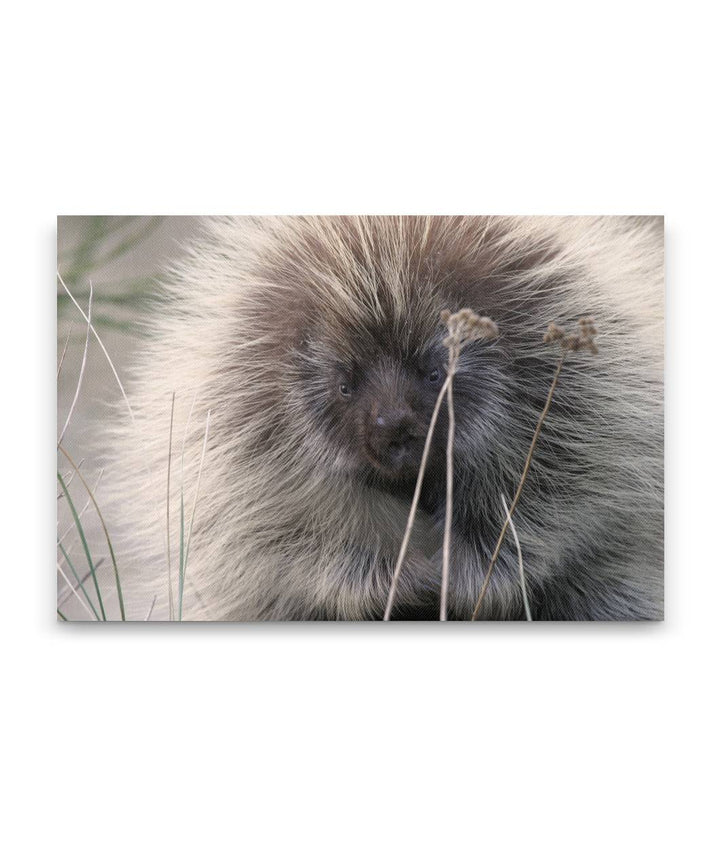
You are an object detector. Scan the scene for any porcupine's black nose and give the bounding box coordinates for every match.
[365,407,420,472]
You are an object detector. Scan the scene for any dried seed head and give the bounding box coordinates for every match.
[564,333,582,351]
[578,317,597,336]
[442,308,499,351]
[543,322,566,344]
[545,317,598,355]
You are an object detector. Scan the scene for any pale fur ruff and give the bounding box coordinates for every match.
[109,216,663,620]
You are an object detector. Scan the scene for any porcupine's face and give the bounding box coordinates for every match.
[294,299,510,502]
[271,217,526,504]
[332,338,448,484]
[294,324,444,489]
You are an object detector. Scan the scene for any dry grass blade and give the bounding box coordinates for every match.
[57,473,106,619]
[56,322,74,379]
[440,348,457,621]
[56,458,84,499]
[470,318,598,620]
[57,468,104,550]
[145,595,157,621]
[166,392,176,621]
[179,410,211,621]
[57,562,97,621]
[439,309,499,621]
[57,543,102,619]
[178,392,198,619]
[58,445,125,620]
[501,493,531,621]
[57,281,92,447]
[57,558,105,609]
[384,375,451,621]
[385,309,499,621]
[471,354,565,620]
[57,271,135,423]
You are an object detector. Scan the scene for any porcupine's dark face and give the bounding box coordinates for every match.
[335,343,448,483]
[279,217,526,503]
[296,324,447,489]
[296,305,511,505]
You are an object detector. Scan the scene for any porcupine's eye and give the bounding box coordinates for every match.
[339,382,351,398]
[425,367,443,386]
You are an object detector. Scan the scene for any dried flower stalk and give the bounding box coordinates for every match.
[440,310,499,621]
[383,308,498,621]
[382,374,451,621]
[470,318,598,620]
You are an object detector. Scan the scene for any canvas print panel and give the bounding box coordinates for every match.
[57,216,664,621]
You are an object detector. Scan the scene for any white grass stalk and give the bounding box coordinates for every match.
[501,493,532,621]
[57,280,92,446]
[57,458,84,499]
[177,391,198,617]
[57,562,97,620]
[179,410,211,621]
[384,376,451,621]
[57,271,135,423]
[57,322,74,379]
[57,468,104,550]
[166,393,176,621]
[57,559,104,608]
[58,445,125,619]
[440,348,457,621]
[471,353,565,620]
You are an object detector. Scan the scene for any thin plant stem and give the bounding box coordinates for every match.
[471,354,565,620]
[57,280,92,446]
[145,596,157,621]
[57,543,102,620]
[384,375,451,621]
[501,493,531,621]
[56,457,84,499]
[57,471,106,620]
[178,392,198,620]
[166,392,176,621]
[58,445,125,620]
[440,347,458,621]
[57,322,74,379]
[56,562,97,621]
[57,468,104,549]
[57,609,68,621]
[179,410,211,621]
[58,559,104,609]
[57,272,135,423]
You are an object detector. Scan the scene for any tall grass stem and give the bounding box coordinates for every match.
[471,354,565,620]
[58,445,125,620]
[384,376,451,621]
[440,349,457,621]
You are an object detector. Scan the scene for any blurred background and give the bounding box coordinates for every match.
[57,216,203,620]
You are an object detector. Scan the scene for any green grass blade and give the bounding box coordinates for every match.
[58,446,125,620]
[57,543,101,621]
[57,471,106,620]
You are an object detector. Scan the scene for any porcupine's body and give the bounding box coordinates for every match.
[111,216,663,620]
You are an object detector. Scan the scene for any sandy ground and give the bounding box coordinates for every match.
[57,216,203,620]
